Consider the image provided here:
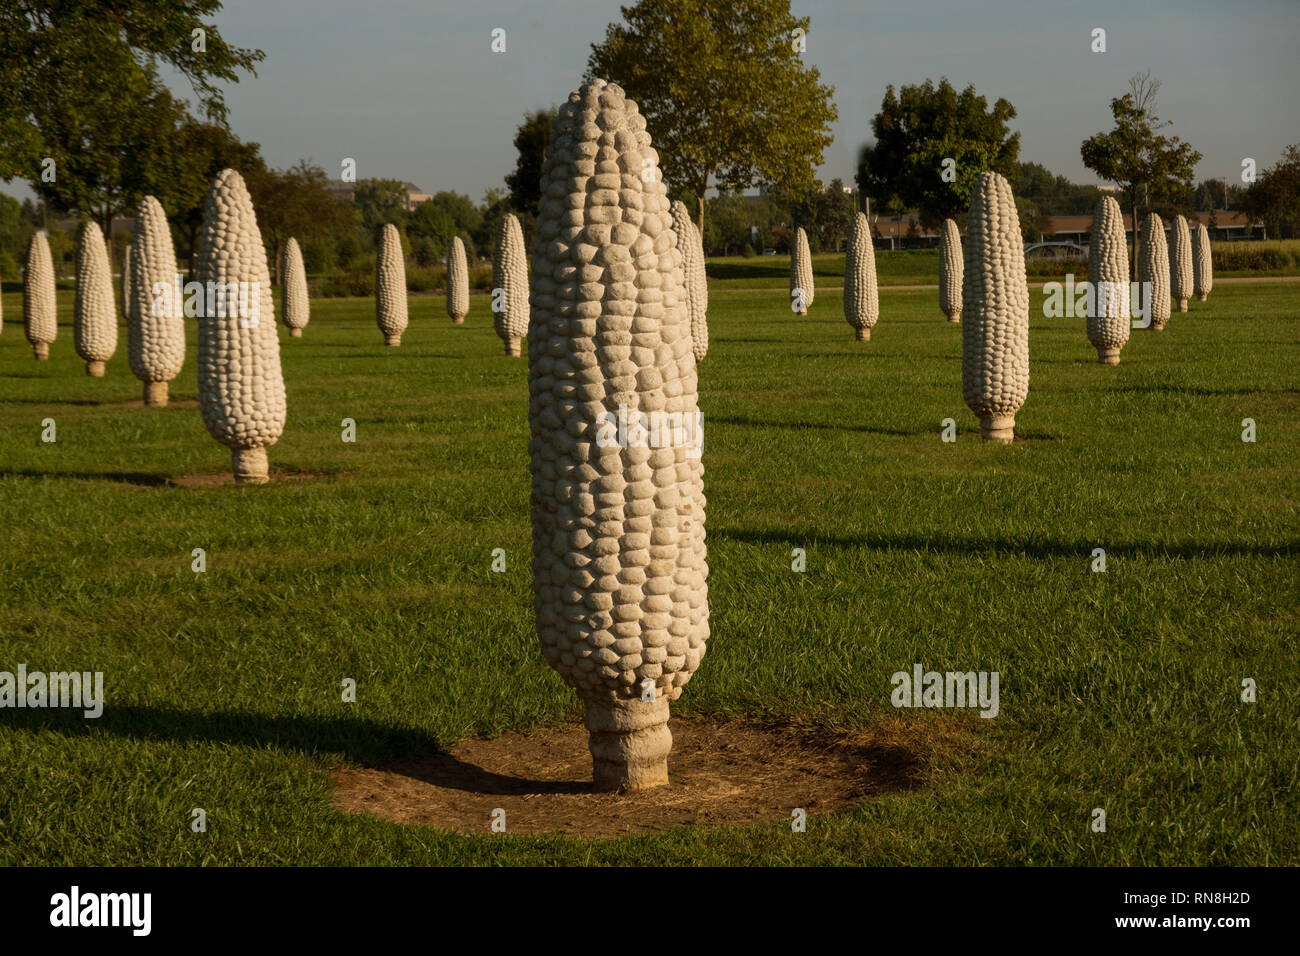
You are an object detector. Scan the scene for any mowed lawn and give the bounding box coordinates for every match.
[0,273,1296,865]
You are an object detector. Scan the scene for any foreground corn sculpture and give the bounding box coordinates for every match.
[529,79,708,792]
[1139,214,1171,332]
[128,196,185,405]
[195,169,286,484]
[939,218,963,322]
[447,235,469,324]
[74,221,118,376]
[1085,195,1130,365]
[1169,215,1193,312]
[281,237,309,338]
[24,231,57,360]
[375,223,408,345]
[790,226,813,315]
[844,211,879,341]
[1192,222,1213,301]
[491,212,529,356]
[962,171,1029,443]
[669,200,708,361]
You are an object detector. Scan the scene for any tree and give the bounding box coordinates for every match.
[0,1,263,222]
[780,179,855,252]
[352,180,409,233]
[1081,71,1202,277]
[586,0,837,234]
[1242,144,1300,239]
[245,161,351,283]
[856,77,1020,228]
[504,109,555,218]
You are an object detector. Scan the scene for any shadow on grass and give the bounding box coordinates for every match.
[0,469,172,486]
[1,397,106,405]
[712,526,1299,560]
[1112,383,1299,398]
[710,414,937,438]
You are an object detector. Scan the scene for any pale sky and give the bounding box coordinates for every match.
[4,0,1298,204]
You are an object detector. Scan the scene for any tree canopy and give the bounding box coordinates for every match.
[1242,144,1300,239]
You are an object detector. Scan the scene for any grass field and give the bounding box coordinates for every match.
[1,275,1297,865]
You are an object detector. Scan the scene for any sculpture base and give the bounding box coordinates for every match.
[1178,299,1188,312]
[1096,347,1121,365]
[505,337,521,357]
[86,360,106,377]
[1150,321,1167,332]
[33,342,49,361]
[290,327,303,338]
[979,414,1016,444]
[384,334,401,346]
[232,447,269,485]
[144,381,169,406]
[584,697,671,793]
[452,316,465,325]
[855,327,870,341]
[947,312,961,324]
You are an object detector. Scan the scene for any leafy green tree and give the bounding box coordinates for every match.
[1081,71,1202,276]
[0,1,263,224]
[856,77,1020,228]
[245,161,352,283]
[352,179,409,232]
[587,0,837,234]
[1242,145,1300,239]
[504,109,555,218]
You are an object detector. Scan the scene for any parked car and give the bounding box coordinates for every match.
[762,248,776,256]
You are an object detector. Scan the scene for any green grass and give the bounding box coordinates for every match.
[1,278,1297,865]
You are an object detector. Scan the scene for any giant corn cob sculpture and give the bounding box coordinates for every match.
[23,231,57,360]
[790,226,813,315]
[844,211,879,341]
[962,172,1029,443]
[1169,215,1193,312]
[670,200,708,361]
[194,169,286,484]
[281,237,309,338]
[128,196,185,405]
[121,244,132,318]
[491,212,529,356]
[1139,214,1171,331]
[1086,195,1130,364]
[529,79,708,792]
[1193,222,1212,301]
[73,221,118,376]
[447,235,469,324]
[375,223,408,345]
[939,218,963,322]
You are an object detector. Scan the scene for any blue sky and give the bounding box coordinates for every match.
[5,0,1298,203]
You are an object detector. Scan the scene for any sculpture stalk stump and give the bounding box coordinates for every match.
[528,80,708,793]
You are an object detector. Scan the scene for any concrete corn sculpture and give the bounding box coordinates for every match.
[1085,195,1131,364]
[844,211,879,341]
[23,231,57,360]
[281,237,309,338]
[73,221,118,376]
[1139,214,1171,332]
[939,218,963,322]
[962,171,1029,443]
[375,223,408,345]
[1169,215,1193,312]
[790,226,813,314]
[529,79,708,793]
[670,200,709,361]
[128,196,185,405]
[195,169,286,484]
[1193,222,1213,301]
[121,245,132,319]
[491,212,529,356]
[447,235,469,324]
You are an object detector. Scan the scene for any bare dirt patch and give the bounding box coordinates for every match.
[331,716,976,838]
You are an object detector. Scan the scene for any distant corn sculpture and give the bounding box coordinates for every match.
[790,226,813,315]
[670,200,708,361]
[24,231,57,360]
[194,169,286,485]
[1169,215,1193,312]
[447,235,469,324]
[1192,222,1213,302]
[281,237,309,338]
[1086,195,1130,365]
[939,218,963,323]
[375,223,408,346]
[1139,214,1171,332]
[74,221,118,376]
[529,79,707,793]
[128,196,185,405]
[962,172,1029,443]
[121,245,132,318]
[844,211,879,341]
[492,212,529,356]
